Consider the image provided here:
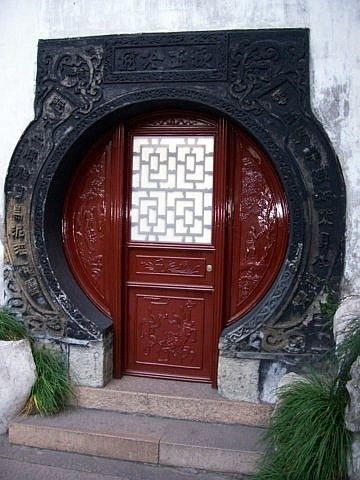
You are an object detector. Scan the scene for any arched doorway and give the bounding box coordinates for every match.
[4,30,346,391]
[63,110,289,383]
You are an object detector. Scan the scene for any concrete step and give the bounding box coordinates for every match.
[9,408,266,475]
[0,432,245,480]
[74,376,272,427]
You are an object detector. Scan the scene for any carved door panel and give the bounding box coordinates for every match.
[124,125,224,381]
[62,110,289,384]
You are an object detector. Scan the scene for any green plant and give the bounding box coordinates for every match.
[253,375,350,480]
[0,308,28,341]
[335,315,360,394]
[251,312,360,480]
[24,347,74,416]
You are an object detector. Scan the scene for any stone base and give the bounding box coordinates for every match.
[67,336,113,388]
[35,332,113,388]
[217,354,297,404]
[217,357,260,403]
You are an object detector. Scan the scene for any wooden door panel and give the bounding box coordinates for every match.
[126,289,213,380]
[224,128,289,324]
[127,246,214,286]
[124,118,220,382]
[63,133,112,316]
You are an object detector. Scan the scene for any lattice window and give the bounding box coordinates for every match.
[130,136,214,243]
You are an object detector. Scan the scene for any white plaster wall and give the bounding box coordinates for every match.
[0,0,359,297]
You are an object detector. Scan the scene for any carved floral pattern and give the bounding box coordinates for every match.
[37,46,103,116]
[73,153,106,289]
[139,258,202,275]
[142,117,216,128]
[139,298,198,364]
[229,38,307,115]
[234,154,278,311]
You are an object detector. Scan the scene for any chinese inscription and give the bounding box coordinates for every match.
[104,33,227,82]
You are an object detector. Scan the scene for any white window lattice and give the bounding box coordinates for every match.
[130,136,214,243]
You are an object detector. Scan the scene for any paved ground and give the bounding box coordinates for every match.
[0,434,246,480]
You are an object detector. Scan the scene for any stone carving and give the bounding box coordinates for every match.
[262,327,306,353]
[4,43,105,341]
[222,256,300,350]
[36,46,103,117]
[4,259,64,336]
[229,37,307,116]
[104,32,227,83]
[141,117,216,128]
[4,30,345,354]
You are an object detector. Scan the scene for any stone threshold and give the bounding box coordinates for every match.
[74,376,272,427]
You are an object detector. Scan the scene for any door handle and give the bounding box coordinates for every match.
[206,264,213,272]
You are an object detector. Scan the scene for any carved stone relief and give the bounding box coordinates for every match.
[4,29,345,356]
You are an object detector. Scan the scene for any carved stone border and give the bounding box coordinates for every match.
[5,29,345,356]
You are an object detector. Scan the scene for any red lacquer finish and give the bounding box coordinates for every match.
[63,133,112,316]
[224,126,289,324]
[62,110,289,383]
[124,114,222,381]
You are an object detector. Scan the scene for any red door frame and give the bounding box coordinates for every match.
[119,114,227,383]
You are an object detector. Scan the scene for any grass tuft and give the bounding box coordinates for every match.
[0,308,28,341]
[250,299,360,480]
[335,316,360,393]
[24,347,75,416]
[251,374,351,480]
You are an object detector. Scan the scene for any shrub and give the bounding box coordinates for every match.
[251,314,360,480]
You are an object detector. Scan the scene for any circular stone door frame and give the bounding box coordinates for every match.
[4,30,346,387]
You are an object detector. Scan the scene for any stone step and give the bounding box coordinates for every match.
[74,376,272,427]
[9,408,266,475]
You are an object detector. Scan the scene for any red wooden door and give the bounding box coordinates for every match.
[124,117,225,381]
[62,110,289,384]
